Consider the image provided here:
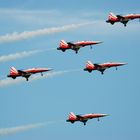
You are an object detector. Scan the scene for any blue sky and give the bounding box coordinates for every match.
[0,0,140,139]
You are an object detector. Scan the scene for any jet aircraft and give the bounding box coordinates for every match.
[57,40,102,53]
[7,67,53,81]
[84,61,126,74]
[106,12,140,26]
[66,112,109,125]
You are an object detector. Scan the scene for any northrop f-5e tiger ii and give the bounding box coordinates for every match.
[66,112,109,125]
[57,40,102,54]
[7,67,53,81]
[106,12,140,26]
[84,61,127,74]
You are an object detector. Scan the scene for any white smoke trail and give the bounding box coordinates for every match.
[0,50,40,63]
[0,23,93,44]
[0,69,81,88]
[0,123,45,136]
[0,48,55,63]
[0,120,63,136]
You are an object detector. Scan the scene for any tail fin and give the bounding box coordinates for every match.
[86,61,94,69]
[68,112,77,120]
[108,12,117,20]
[10,67,18,75]
[60,40,68,48]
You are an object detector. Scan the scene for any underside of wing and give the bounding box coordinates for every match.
[18,70,28,74]
[67,42,76,46]
[18,70,31,77]
[116,15,125,19]
[94,64,102,68]
[76,115,84,119]
[94,64,106,74]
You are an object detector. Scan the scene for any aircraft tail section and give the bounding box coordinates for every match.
[60,40,68,47]
[57,40,69,51]
[84,61,94,72]
[10,67,18,75]
[108,12,117,20]
[68,112,77,120]
[86,61,94,68]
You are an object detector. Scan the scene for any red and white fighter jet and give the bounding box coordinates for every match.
[57,40,102,54]
[66,112,109,125]
[7,67,53,81]
[106,12,140,26]
[84,61,126,74]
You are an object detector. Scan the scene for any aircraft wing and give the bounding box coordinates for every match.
[67,42,76,46]
[116,15,125,19]
[76,115,85,119]
[18,70,31,76]
[94,64,102,68]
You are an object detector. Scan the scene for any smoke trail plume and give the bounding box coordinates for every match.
[0,50,40,63]
[0,120,62,136]
[0,23,93,44]
[0,69,81,88]
[0,48,55,63]
[0,123,45,136]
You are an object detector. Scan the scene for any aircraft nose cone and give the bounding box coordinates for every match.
[96,41,103,44]
[102,114,110,117]
[123,63,127,65]
[48,68,53,71]
[120,62,127,66]
[104,114,110,117]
